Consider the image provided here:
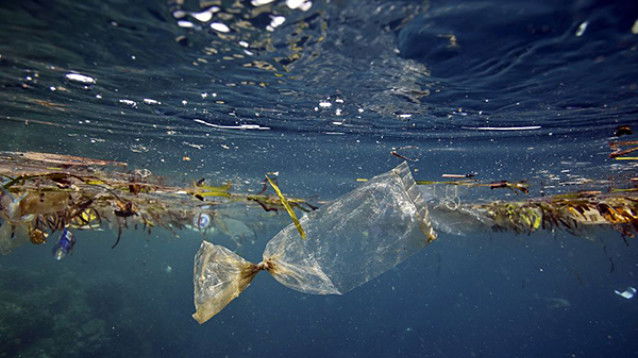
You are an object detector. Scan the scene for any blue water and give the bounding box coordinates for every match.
[1,0,638,357]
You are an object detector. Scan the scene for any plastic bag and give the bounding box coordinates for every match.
[192,162,436,323]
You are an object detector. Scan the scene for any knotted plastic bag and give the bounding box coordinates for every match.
[192,162,436,324]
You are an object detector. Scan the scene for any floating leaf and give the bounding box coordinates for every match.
[266,175,306,240]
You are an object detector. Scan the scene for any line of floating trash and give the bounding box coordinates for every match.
[193,119,271,130]
[462,125,542,131]
[192,162,638,323]
[0,152,636,324]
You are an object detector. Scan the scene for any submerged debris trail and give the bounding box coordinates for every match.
[0,151,317,254]
[1,152,637,324]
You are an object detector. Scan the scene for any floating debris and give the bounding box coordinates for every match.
[615,287,636,299]
[266,175,306,239]
[118,99,137,108]
[614,125,633,137]
[210,22,230,33]
[2,153,637,324]
[442,173,477,179]
[429,188,638,237]
[390,151,415,161]
[65,72,96,84]
[143,98,161,105]
[52,228,75,260]
[609,140,638,159]
[462,126,541,131]
[193,162,434,323]
[415,179,529,194]
[193,119,270,130]
[0,151,317,255]
[575,21,588,37]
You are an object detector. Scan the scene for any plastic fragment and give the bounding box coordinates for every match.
[614,287,637,299]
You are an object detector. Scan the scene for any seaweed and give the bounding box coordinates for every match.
[465,194,638,237]
[265,175,306,240]
[0,152,318,253]
[416,179,529,194]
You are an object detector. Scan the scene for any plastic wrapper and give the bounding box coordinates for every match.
[192,162,436,323]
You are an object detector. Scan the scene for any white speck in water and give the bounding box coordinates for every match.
[177,20,195,28]
[357,108,364,113]
[130,144,149,153]
[267,16,286,31]
[614,287,636,299]
[462,125,541,131]
[182,100,188,105]
[319,101,332,108]
[143,98,161,105]
[119,99,137,108]
[191,10,213,23]
[49,86,56,91]
[172,10,187,19]
[65,72,96,84]
[286,0,312,10]
[575,21,588,37]
[95,94,102,99]
[210,22,230,33]
[165,265,173,274]
[252,0,275,6]
[194,119,270,130]
[633,19,638,34]
[335,108,342,116]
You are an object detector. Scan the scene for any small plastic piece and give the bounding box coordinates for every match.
[614,287,637,299]
[52,228,75,260]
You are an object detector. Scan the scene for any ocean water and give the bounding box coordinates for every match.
[1,0,638,357]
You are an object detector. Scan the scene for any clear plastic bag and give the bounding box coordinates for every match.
[193,162,436,323]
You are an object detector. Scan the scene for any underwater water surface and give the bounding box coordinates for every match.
[1,0,638,357]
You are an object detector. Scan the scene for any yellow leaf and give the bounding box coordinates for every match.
[266,175,306,240]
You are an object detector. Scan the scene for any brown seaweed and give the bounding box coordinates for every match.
[0,151,319,253]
